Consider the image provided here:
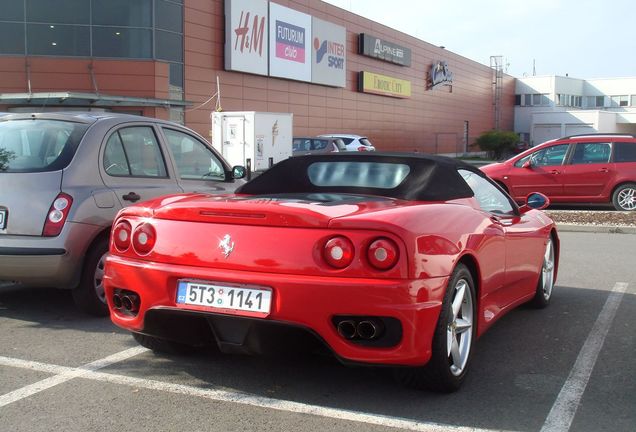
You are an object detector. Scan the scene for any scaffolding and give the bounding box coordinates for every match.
[490,55,503,130]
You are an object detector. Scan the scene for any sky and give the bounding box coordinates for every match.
[322,0,636,79]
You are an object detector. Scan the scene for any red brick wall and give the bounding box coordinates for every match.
[184,0,515,152]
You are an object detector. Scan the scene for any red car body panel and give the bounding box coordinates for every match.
[104,189,557,366]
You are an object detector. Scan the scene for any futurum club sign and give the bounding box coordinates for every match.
[225,0,346,87]
[275,20,305,63]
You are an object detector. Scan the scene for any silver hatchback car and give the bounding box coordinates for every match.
[0,112,245,315]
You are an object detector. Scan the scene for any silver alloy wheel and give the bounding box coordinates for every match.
[94,252,107,303]
[447,278,473,376]
[617,187,636,210]
[541,238,555,300]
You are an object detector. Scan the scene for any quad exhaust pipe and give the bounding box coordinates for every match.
[336,318,382,340]
[112,291,140,313]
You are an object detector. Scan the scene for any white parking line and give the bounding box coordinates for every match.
[0,354,506,432]
[0,346,147,408]
[541,282,628,432]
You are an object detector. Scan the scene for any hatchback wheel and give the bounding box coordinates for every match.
[72,236,109,316]
[612,183,636,211]
[394,263,476,392]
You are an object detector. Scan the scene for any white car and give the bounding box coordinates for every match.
[319,134,376,152]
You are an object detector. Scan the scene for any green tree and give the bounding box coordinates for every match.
[475,130,520,160]
[0,148,14,171]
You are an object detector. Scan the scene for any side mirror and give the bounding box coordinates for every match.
[520,192,550,213]
[522,159,532,169]
[232,165,246,179]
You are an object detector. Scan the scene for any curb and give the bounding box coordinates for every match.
[556,223,636,234]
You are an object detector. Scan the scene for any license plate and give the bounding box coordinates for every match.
[0,209,6,230]
[176,280,272,317]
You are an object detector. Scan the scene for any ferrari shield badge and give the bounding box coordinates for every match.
[218,234,235,259]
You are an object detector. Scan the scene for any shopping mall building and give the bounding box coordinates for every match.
[0,0,516,153]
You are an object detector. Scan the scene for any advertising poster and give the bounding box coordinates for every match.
[311,17,346,87]
[224,0,269,76]
[269,2,312,82]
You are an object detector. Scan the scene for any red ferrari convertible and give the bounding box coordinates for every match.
[104,153,559,392]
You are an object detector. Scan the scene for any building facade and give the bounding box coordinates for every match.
[0,0,515,153]
[515,75,636,146]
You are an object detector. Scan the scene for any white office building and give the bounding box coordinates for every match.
[514,75,636,146]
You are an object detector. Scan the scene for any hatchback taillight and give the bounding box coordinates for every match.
[132,223,156,255]
[323,236,354,269]
[357,146,369,151]
[42,193,73,237]
[367,237,399,270]
[113,220,132,252]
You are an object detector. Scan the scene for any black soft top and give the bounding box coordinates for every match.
[236,152,482,201]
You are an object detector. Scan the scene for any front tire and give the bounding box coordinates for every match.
[530,236,555,308]
[395,263,476,392]
[612,183,636,211]
[72,236,109,316]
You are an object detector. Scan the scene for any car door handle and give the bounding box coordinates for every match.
[122,192,141,202]
[550,169,560,175]
[598,168,609,173]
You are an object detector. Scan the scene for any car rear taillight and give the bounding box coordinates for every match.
[323,236,354,269]
[357,146,369,151]
[367,237,399,270]
[132,223,156,255]
[42,193,73,237]
[113,220,132,252]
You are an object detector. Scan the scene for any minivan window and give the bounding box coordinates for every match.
[614,142,636,163]
[0,119,88,172]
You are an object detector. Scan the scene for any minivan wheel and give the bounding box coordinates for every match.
[612,183,636,211]
[72,236,109,316]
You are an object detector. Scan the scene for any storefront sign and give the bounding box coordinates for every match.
[224,0,269,76]
[429,61,453,89]
[311,17,346,87]
[358,71,411,98]
[269,2,312,82]
[359,33,411,66]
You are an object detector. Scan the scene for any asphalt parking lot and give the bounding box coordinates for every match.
[1,230,634,432]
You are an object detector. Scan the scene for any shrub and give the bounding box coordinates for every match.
[475,130,519,160]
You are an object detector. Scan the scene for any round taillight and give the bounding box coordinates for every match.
[367,237,399,270]
[323,236,354,269]
[132,223,156,255]
[113,220,132,252]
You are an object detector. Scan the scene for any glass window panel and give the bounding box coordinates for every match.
[156,0,183,33]
[103,132,131,176]
[0,22,25,54]
[26,0,89,24]
[632,96,636,107]
[0,0,25,21]
[532,94,541,105]
[524,94,532,106]
[614,142,636,163]
[92,27,152,58]
[530,144,569,167]
[163,128,224,180]
[155,30,182,62]
[169,62,183,88]
[308,162,410,188]
[570,143,611,165]
[514,95,521,105]
[118,127,167,178]
[596,96,605,107]
[92,0,152,27]
[459,169,514,215]
[27,24,89,56]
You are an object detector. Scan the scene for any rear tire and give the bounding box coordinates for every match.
[132,332,195,355]
[72,236,109,316]
[394,263,476,392]
[611,183,636,211]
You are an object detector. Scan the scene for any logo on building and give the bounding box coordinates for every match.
[314,38,345,69]
[275,20,306,63]
[233,10,266,56]
[359,33,412,66]
[429,61,453,89]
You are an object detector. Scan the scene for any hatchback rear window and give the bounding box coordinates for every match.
[360,138,373,147]
[0,119,88,172]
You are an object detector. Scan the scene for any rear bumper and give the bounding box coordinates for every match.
[104,255,450,366]
[0,222,102,288]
